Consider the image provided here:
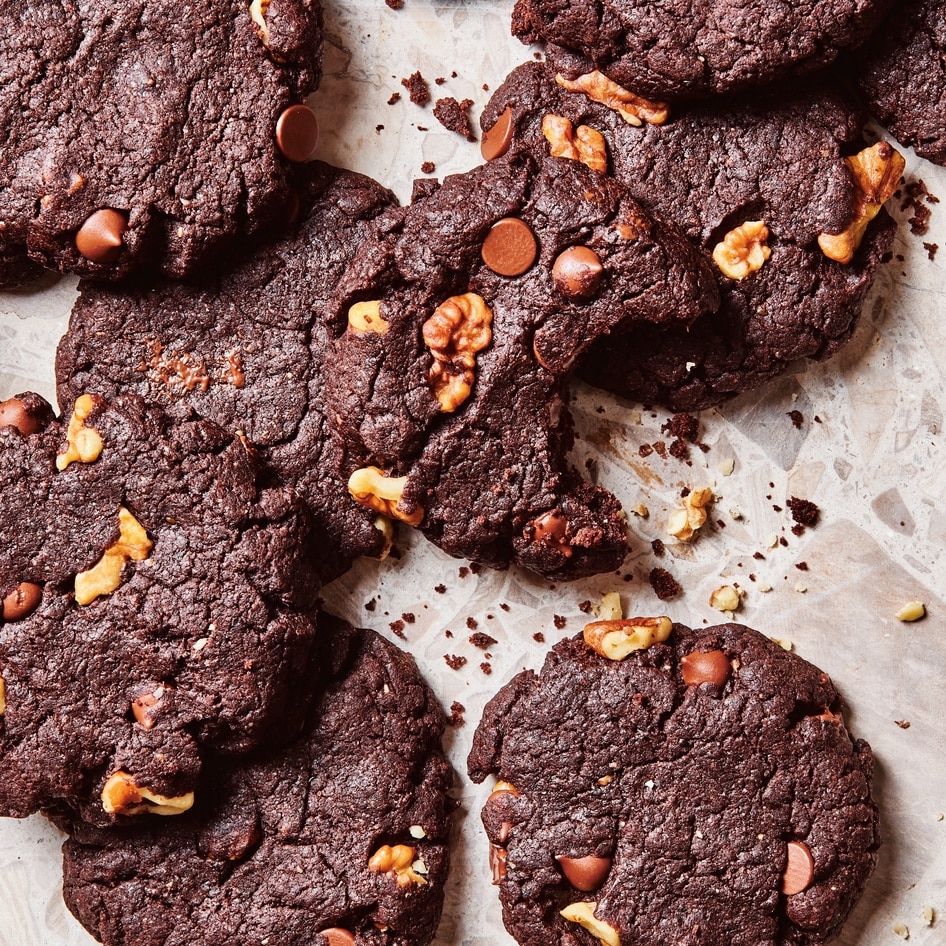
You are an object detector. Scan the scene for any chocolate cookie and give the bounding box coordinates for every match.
[62,617,453,946]
[511,0,895,101]
[324,152,717,579]
[57,163,397,582]
[856,0,946,166]
[481,64,899,409]
[0,0,322,285]
[469,620,879,946]
[0,392,322,824]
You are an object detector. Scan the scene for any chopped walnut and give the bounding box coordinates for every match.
[75,508,153,606]
[556,70,668,127]
[348,467,423,526]
[709,585,741,613]
[542,114,608,173]
[248,0,271,47]
[583,616,672,660]
[422,293,493,412]
[348,300,390,335]
[667,487,713,542]
[101,770,194,816]
[368,844,428,887]
[712,221,771,280]
[560,902,621,946]
[895,601,926,622]
[57,394,104,470]
[818,142,905,264]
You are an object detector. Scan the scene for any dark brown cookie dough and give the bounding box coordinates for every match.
[469,621,879,946]
[481,64,898,409]
[57,163,397,582]
[0,0,322,286]
[0,392,322,824]
[324,152,717,579]
[856,0,946,166]
[512,0,894,101]
[62,617,454,946]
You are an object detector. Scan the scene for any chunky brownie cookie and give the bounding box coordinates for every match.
[0,0,322,285]
[481,64,899,409]
[469,619,878,946]
[0,392,322,824]
[856,0,946,166]
[511,0,894,101]
[62,617,454,946]
[324,152,717,579]
[57,163,396,582]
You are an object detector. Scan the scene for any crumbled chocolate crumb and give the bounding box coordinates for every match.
[652,441,668,459]
[417,125,428,131]
[680,486,691,498]
[772,504,782,512]
[787,409,803,429]
[375,125,384,134]
[500,602,510,612]
[470,562,482,574]
[435,76,446,85]
[482,83,490,91]
[779,536,789,547]
[669,438,691,462]
[469,632,497,650]
[451,71,457,77]
[365,597,377,612]
[553,615,566,629]
[385,0,404,8]
[420,161,435,174]
[902,179,938,235]
[895,719,911,729]
[925,242,938,261]
[387,91,401,105]
[435,583,447,594]
[792,524,805,537]
[787,496,820,527]
[662,413,700,442]
[649,567,682,600]
[533,632,545,643]
[651,539,665,558]
[795,562,809,571]
[444,629,453,638]
[638,443,654,458]
[752,551,765,560]
[444,654,467,670]
[389,620,406,639]
[578,600,592,613]
[459,566,469,578]
[433,97,476,140]
[716,519,726,528]
[480,662,492,675]
[401,71,430,106]
[466,616,478,630]
[449,701,465,726]
[814,416,822,424]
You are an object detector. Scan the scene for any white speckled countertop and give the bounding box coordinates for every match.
[1,2,945,944]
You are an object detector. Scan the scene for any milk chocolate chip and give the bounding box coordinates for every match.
[781,840,815,895]
[680,650,731,687]
[481,217,538,277]
[552,246,604,299]
[318,930,356,946]
[490,842,508,883]
[75,209,128,264]
[276,104,319,162]
[556,854,613,891]
[2,582,42,621]
[481,106,514,161]
[0,397,44,435]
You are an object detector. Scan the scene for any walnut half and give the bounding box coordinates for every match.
[542,114,608,173]
[57,394,103,470]
[348,467,424,527]
[101,771,194,816]
[556,71,668,127]
[75,507,153,606]
[583,616,672,660]
[712,221,771,280]
[560,902,621,946]
[368,844,428,888]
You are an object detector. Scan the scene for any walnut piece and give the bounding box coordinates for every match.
[56,394,103,470]
[0,674,6,716]
[101,770,194,816]
[709,585,741,613]
[895,601,926,622]
[423,293,493,412]
[75,508,153,606]
[818,142,905,264]
[667,487,713,542]
[542,114,608,173]
[593,591,624,621]
[348,300,390,335]
[368,844,428,888]
[249,0,271,46]
[560,902,621,946]
[712,221,771,280]
[372,515,395,559]
[348,467,424,526]
[583,616,672,660]
[556,71,668,127]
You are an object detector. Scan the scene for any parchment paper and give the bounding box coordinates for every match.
[1,2,944,944]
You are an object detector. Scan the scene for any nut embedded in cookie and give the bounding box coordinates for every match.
[556,71,668,127]
[542,114,608,172]
[100,770,194,817]
[347,467,424,526]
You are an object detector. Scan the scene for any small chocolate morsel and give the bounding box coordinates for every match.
[489,843,508,884]
[75,209,128,264]
[532,510,572,557]
[552,246,604,299]
[1,582,42,622]
[276,104,319,162]
[781,840,815,895]
[680,649,731,687]
[318,928,356,946]
[481,106,513,161]
[556,854,613,891]
[0,398,42,435]
[481,217,538,277]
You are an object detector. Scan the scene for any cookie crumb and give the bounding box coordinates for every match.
[578,600,592,614]
[638,443,654,458]
[365,597,377,612]
[649,567,682,600]
[444,654,467,670]
[433,97,476,140]
[401,71,431,106]
[895,719,911,729]
[466,616,478,630]
[385,0,404,8]
[402,612,416,624]
[787,409,803,429]
[553,614,567,629]
[480,661,492,675]
[389,619,406,640]
[435,76,446,85]
[500,602,510,612]
[387,91,401,105]
[469,632,497,649]
[375,125,384,134]
[449,701,465,726]
[924,242,938,261]
[533,631,545,643]
[651,538,665,558]
[787,496,819,527]
[795,562,808,571]
[434,583,446,594]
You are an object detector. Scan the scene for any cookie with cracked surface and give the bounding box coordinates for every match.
[0,0,322,286]
[0,392,322,824]
[61,616,454,946]
[57,163,397,582]
[469,620,878,946]
[511,0,894,101]
[856,0,946,166]
[481,64,898,409]
[324,152,717,579]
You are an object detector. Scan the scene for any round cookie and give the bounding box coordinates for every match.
[57,163,397,582]
[0,392,322,824]
[0,0,322,285]
[481,64,899,409]
[61,616,454,946]
[324,152,718,579]
[856,0,946,166]
[511,0,895,101]
[469,620,879,946]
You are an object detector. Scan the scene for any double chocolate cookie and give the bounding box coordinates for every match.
[856,0,946,166]
[324,152,717,579]
[62,617,454,946]
[57,163,397,582]
[0,0,322,285]
[511,0,895,101]
[0,392,322,824]
[469,620,879,946]
[482,64,899,409]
